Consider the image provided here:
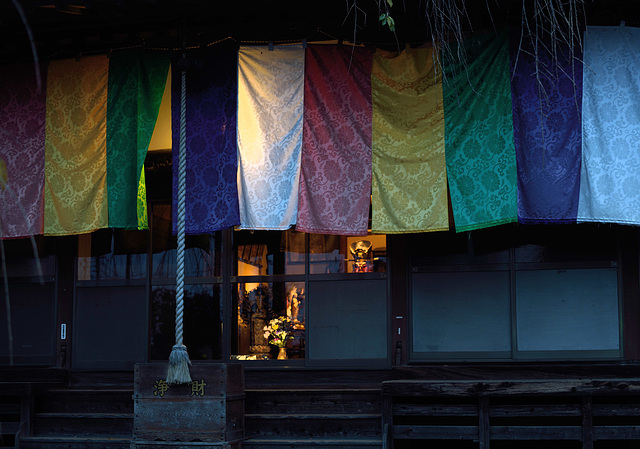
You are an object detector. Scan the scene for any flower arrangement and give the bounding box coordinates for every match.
[263,316,294,347]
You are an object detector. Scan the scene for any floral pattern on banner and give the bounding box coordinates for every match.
[0,63,47,238]
[237,45,305,230]
[443,30,517,232]
[296,45,373,236]
[371,46,448,234]
[44,56,109,236]
[510,30,583,224]
[107,51,170,230]
[578,26,640,225]
[171,49,240,234]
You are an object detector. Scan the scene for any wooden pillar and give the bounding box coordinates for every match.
[382,393,393,449]
[621,227,640,360]
[478,396,490,449]
[19,383,33,438]
[387,234,408,365]
[55,236,75,369]
[582,395,593,449]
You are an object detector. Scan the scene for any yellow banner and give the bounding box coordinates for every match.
[371,47,449,233]
[44,55,109,235]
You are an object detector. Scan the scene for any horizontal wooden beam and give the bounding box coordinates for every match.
[393,404,477,416]
[393,403,583,417]
[593,425,640,440]
[491,425,581,440]
[490,404,581,417]
[383,379,640,397]
[392,424,478,440]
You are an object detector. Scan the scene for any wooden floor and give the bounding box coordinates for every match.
[383,379,640,449]
[2,365,640,449]
[10,386,383,449]
[3,369,387,449]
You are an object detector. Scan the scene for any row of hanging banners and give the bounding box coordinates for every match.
[1,25,639,239]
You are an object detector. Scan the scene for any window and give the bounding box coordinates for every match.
[0,237,56,365]
[515,268,619,352]
[74,204,224,369]
[149,204,222,361]
[72,202,389,366]
[77,229,147,280]
[75,229,149,369]
[231,229,389,365]
[308,234,387,274]
[232,280,305,361]
[412,271,511,355]
[410,224,622,361]
[232,230,306,361]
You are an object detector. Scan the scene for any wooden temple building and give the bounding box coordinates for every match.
[2,1,640,448]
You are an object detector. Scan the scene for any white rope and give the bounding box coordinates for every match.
[167,61,191,384]
[176,68,187,348]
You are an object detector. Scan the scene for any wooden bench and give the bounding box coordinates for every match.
[382,378,640,449]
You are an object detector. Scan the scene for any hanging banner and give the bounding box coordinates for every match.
[443,30,517,232]
[0,63,47,238]
[171,48,240,234]
[237,45,305,230]
[579,25,640,225]
[108,51,170,230]
[44,56,109,236]
[297,45,373,236]
[510,31,583,224]
[371,46,448,234]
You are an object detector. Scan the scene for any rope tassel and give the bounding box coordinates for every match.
[167,344,191,384]
[167,57,192,385]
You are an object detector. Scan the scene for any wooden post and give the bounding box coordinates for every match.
[582,395,593,449]
[388,234,408,366]
[621,227,640,360]
[479,397,490,449]
[20,383,33,438]
[55,236,75,370]
[382,393,393,449]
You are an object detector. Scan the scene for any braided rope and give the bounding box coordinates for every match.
[175,68,187,347]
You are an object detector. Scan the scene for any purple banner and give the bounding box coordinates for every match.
[0,64,46,238]
[172,49,240,234]
[510,32,583,224]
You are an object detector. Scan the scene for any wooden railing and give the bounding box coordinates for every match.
[382,379,640,449]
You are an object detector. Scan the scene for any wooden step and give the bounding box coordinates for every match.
[246,413,381,420]
[0,435,16,449]
[245,413,381,440]
[36,412,133,419]
[37,388,133,414]
[33,412,133,437]
[0,403,22,414]
[0,422,20,433]
[19,435,130,449]
[0,392,25,447]
[243,438,383,449]
[131,441,243,447]
[245,388,381,415]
